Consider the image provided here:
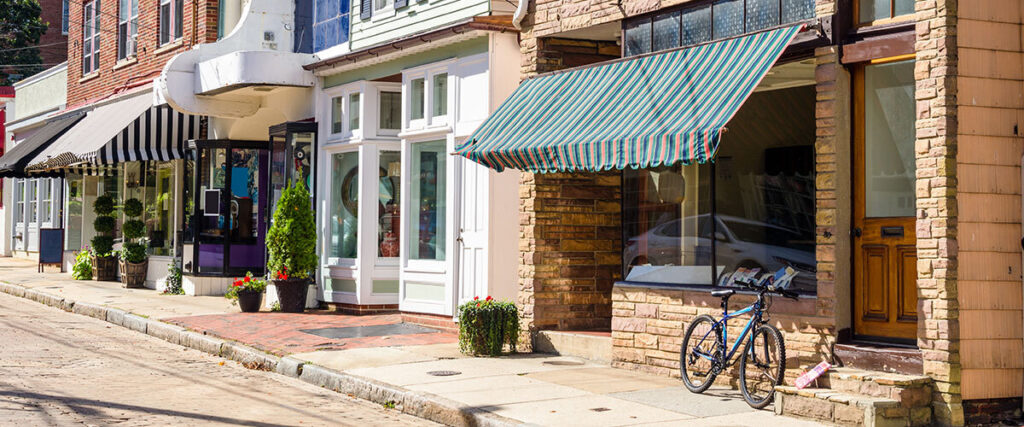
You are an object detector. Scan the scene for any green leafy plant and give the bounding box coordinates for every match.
[163,259,183,295]
[270,301,282,312]
[224,272,267,302]
[458,296,519,356]
[120,198,147,264]
[71,249,93,280]
[266,180,318,280]
[91,194,117,257]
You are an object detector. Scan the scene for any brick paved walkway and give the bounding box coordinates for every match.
[166,312,457,355]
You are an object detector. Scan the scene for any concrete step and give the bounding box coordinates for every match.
[534,330,611,363]
[774,367,933,427]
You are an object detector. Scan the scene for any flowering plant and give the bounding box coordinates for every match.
[224,271,267,301]
[457,296,518,356]
[274,267,288,280]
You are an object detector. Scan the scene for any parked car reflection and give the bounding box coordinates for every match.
[624,215,816,292]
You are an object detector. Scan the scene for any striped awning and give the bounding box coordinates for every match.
[454,25,802,173]
[26,92,201,172]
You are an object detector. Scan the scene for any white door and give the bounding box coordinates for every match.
[456,158,489,304]
[12,179,25,251]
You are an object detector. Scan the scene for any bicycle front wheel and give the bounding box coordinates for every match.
[680,314,721,393]
[738,324,786,409]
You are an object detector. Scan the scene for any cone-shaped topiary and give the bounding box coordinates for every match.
[266,180,318,279]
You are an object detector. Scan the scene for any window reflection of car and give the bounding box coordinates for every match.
[624,215,816,291]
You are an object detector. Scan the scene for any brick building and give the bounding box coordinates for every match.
[456,0,1023,425]
[38,0,68,66]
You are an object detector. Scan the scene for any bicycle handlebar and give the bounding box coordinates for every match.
[732,279,799,301]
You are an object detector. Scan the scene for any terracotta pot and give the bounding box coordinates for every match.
[120,259,148,289]
[236,289,263,313]
[273,278,308,313]
[92,256,118,281]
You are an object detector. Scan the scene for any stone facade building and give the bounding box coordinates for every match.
[484,0,1024,425]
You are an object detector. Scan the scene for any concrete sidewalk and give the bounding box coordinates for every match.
[3,258,823,426]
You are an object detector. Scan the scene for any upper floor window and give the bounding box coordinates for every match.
[404,66,450,129]
[856,0,914,25]
[623,0,814,57]
[82,0,101,74]
[379,90,401,131]
[373,0,392,13]
[118,0,139,60]
[61,0,69,34]
[159,0,184,45]
[313,0,351,51]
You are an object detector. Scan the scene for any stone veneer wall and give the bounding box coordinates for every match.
[914,0,962,425]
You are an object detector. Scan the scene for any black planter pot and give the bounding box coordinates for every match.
[237,289,263,313]
[273,278,308,313]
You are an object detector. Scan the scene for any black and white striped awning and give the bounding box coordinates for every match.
[25,92,202,172]
[91,105,200,164]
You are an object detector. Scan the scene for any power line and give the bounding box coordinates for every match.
[0,41,68,54]
[0,63,64,68]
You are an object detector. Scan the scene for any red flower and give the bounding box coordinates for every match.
[485,296,493,301]
[243,276,250,283]
[473,296,479,301]
[276,270,288,280]
[233,279,243,287]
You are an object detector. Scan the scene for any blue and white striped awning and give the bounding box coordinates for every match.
[454,25,803,173]
[26,92,201,172]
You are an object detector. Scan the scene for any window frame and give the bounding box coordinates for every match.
[118,0,139,60]
[159,0,185,46]
[61,0,69,35]
[852,0,915,27]
[82,0,101,75]
[402,62,453,131]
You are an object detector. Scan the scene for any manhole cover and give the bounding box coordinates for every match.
[590,407,611,412]
[300,323,440,339]
[427,370,461,376]
[543,360,585,366]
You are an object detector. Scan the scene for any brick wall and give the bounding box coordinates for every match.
[66,0,218,107]
[518,172,622,350]
[38,0,69,65]
[914,0,962,425]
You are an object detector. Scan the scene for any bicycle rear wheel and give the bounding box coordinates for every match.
[738,324,786,409]
[680,314,721,393]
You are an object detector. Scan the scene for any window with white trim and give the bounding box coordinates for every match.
[118,0,139,60]
[159,0,184,46]
[373,0,393,13]
[14,180,24,224]
[82,0,100,74]
[403,66,450,130]
[61,0,69,35]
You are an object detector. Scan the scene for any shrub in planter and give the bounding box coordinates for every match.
[225,272,267,313]
[458,296,519,356]
[91,194,118,281]
[119,197,148,288]
[266,180,318,313]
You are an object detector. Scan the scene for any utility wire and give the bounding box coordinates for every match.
[0,41,68,54]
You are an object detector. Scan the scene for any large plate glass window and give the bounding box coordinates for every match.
[408,140,446,261]
[65,175,84,250]
[330,152,359,259]
[378,151,401,258]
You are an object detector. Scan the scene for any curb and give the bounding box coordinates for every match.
[0,282,521,427]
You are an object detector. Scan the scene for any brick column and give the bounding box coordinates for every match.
[914,0,962,425]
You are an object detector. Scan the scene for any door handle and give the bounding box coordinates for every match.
[852,227,862,238]
[881,226,904,238]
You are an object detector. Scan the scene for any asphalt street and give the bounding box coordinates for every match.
[0,292,435,426]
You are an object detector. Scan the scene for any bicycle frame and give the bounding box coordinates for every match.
[693,297,765,368]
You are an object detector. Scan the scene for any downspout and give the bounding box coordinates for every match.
[512,0,528,29]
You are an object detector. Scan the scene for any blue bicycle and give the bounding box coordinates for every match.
[680,267,799,409]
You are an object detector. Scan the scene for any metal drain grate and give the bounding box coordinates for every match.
[542,360,585,366]
[426,370,461,376]
[590,408,611,412]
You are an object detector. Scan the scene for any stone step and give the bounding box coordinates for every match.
[534,330,611,363]
[775,366,933,427]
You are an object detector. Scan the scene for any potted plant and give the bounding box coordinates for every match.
[91,194,118,281]
[458,296,520,356]
[71,247,93,280]
[225,272,266,313]
[119,197,147,288]
[266,180,318,313]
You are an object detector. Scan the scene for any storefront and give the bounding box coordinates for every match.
[310,28,522,318]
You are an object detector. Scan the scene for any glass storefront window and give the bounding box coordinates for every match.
[144,162,174,255]
[623,165,712,285]
[27,180,37,223]
[378,151,401,258]
[229,149,260,240]
[623,19,651,57]
[652,11,681,52]
[431,74,447,117]
[40,179,52,222]
[196,148,227,274]
[14,180,23,223]
[410,78,425,121]
[379,90,401,130]
[330,152,359,259]
[331,96,343,133]
[66,175,84,250]
[408,140,446,261]
[864,60,916,218]
[349,93,360,131]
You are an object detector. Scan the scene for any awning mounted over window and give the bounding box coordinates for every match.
[0,113,84,178]
[26,92,201,173]
[454,25,803,173]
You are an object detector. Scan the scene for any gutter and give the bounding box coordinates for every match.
[513,0,528,29]
[304,16,517,71]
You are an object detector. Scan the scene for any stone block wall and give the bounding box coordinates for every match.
[518,172,622,349]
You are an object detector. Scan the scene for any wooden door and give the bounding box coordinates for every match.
[853,59,918,342]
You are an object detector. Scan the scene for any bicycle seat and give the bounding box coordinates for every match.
[711,289,735,299]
